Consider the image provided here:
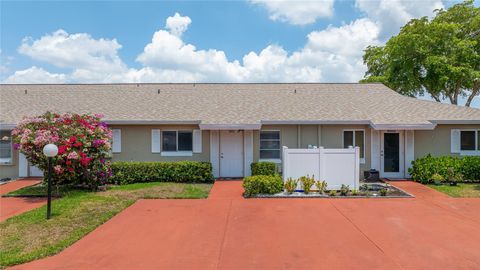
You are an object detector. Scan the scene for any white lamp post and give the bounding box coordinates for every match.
[43,143,58,219]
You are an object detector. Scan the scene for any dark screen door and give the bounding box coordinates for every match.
[384,133,400,173]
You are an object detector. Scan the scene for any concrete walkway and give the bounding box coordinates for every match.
[0,178,45,222]
[13,180,480,270]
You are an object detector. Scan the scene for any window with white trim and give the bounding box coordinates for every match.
[460,130,480,151]
[0,130,13,165]
[162,131,193,152]
[260,130,280,159]
[343,130,365,159]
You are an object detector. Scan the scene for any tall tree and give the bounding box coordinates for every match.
[362,0,480,107]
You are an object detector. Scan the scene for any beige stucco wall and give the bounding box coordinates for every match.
[4,123,478,180]
[0,149,19,180]
[253,124,371,174]
[109,125,210,162]
[414,124,480,158]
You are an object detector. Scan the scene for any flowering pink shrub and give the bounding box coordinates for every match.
[12,112,112,188]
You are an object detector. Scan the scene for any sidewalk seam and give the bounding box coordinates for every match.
[215,199,233,270]
[330,201,404,270]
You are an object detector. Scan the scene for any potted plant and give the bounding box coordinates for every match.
[284,177,298,194]
[340,184,350,196]
[299,175,315,194]
[315,180,327,194]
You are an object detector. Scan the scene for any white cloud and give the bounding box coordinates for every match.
[165,12,192,37]
[136,15,247,82]
[355,0,444,39]
[18,29,128,82]
[4,12,381,84]
[4,66,67,83]
[250,0,334,25]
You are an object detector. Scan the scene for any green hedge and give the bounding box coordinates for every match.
[409,155,480,184]
[243,175,283,197]
[110,161,214,184]
[251,162,277,176]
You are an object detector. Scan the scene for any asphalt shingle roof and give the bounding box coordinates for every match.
[1,83,479,128]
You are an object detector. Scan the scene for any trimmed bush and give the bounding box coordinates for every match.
[251,162,277,176]
[110,161,214,184]
[243,175,283,197]
[409,155,480,184]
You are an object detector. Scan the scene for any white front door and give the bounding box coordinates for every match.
[220,130,244,178]
[380,131,404,178]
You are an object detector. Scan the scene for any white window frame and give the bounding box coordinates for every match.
[259,130,282,163]
[342,129,366,164]
[0,130,13,165]
[459,129,480,156]
[161,130,193,156]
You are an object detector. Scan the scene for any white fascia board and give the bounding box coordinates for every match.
[370,123,437,130]
[105,120,201,125]
[260,120,371,125]
[0,123,16,130]
[199,124,262,130]
[430,120,480,125]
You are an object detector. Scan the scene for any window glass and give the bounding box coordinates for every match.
[178,131,193,151]
[260,150,280,159]
[460,131,475,151]
[260,131,280,140]
[343,131,354,148]
[0,130,12,165]
[478,131,480,151]
[260,131,280,159]
[343,130,364,159]
[355,131,365,159]
[162,131,177,151]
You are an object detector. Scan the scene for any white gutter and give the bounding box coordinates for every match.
[261,120,372,125]
[105,120,201,125]
[199,124,262,130]
[370,123,437,130]
[430,120,480,125]
[0,123,16,130]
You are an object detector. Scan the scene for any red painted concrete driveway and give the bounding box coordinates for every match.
[13,181,480,270]
[0,179,45,222]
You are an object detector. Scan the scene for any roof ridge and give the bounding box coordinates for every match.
[0,82,385,86]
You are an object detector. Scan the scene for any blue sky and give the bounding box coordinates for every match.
[0,0,478,107]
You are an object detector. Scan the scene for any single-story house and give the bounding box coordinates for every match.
[1,83,479,180]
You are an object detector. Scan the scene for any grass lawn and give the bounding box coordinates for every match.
[0,182,212,268]
[428,183,480,198]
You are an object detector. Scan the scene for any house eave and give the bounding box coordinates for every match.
[199,124,262,130]
[105,120,201,125]
[261,120,372,125]
[370,123,437,130]
[429,120,480,125]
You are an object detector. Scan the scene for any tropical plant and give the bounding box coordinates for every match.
[284,177,298,193]
[251,162,277,176]
[431,173,445,185]
[299,175,315,194]
[110,161,213,184]
[362,1,480,107]
[315,180,327,194]
[379,188,388,196]
[340,184,350,196]
[360,183,369,191]
[351,189,359,196]
[329,190,337,196]
[447,167,463,186]
[409,154,480,183]
[12,112,112,189]
[243,175,283,197]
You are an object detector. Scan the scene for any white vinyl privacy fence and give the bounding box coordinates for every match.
[282,146,360,190]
